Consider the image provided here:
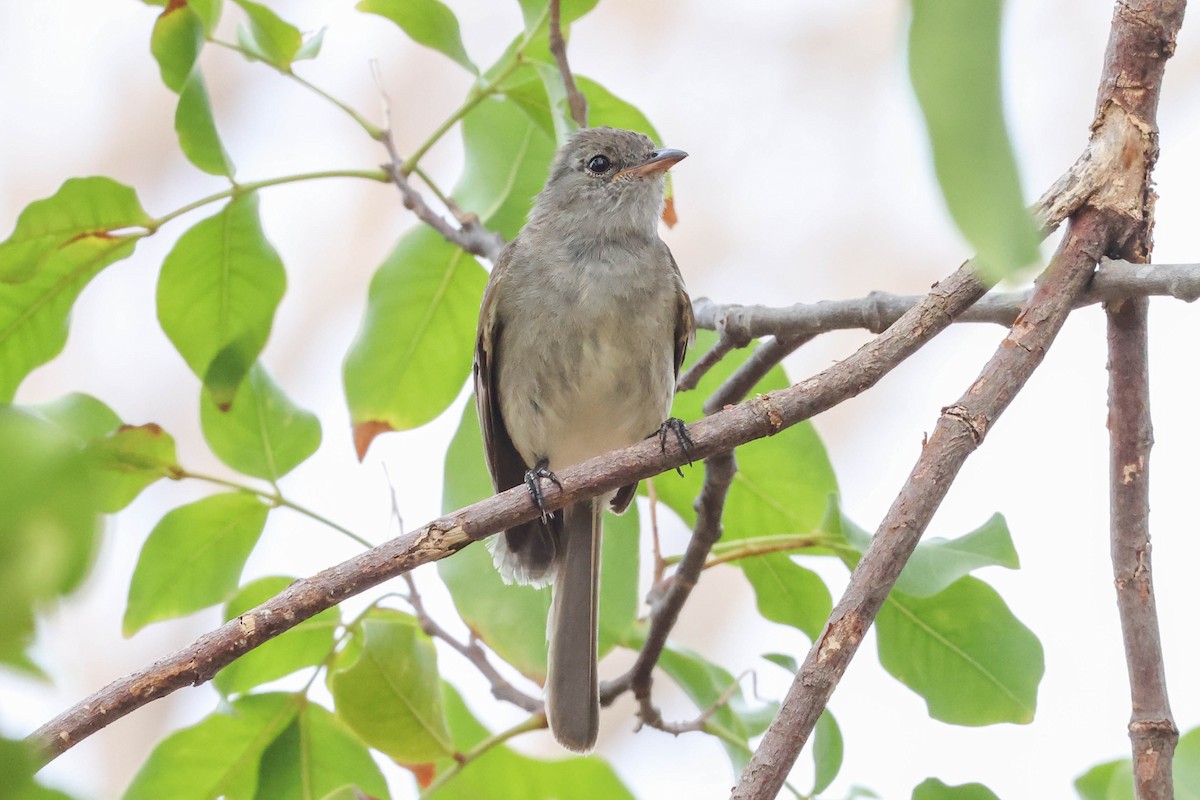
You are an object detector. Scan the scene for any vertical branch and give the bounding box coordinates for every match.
[549,0,589,128]
[1107,295,1176,800]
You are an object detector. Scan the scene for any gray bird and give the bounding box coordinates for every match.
[474,127,694,752]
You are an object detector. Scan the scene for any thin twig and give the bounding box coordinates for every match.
[637,670,752,736]
[677,334,737,392]
[374,71,507,262]
[646,479,667,587]
[548,0,588,128]
[693,258,1200,342]
[403,573,543,714]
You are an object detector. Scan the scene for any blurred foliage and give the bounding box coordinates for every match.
[0,0,1144,797]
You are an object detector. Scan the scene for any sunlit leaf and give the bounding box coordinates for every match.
[254,701,389,800]
[22,392,121,442]
[188,0,223,34]
[834,505,1019,598]
[157,192,285,405]
[515,0,598,35]
[124,492,270,635]
[232,0,302,68]
[0,409,101,664]
[124,693,296,800]
[454,97,554,240]
[429,683,635,799]
[357,0,475,72]
[85,423,181,512]
[912,778,1002,800]
[812,710,843,796]
[739,554,831,641]
[0,176,148,283]
[328,609,453,763]
[877,577,1043,725]
[201,363,321,482]
[214,576,339,696]
[1074,758,1133,800]
[909,0,1039,277]
[343,227,485,453]
[150,1,204,93]
[294,28,325,61]
[176,71,235,177]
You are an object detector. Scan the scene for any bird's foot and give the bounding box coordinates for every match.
[657,417,694,477]
[524,460,563,524]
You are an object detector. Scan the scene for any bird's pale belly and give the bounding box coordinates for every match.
[498,323,674,472]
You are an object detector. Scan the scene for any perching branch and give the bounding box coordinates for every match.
[549,0,589,128]
[731,0,1183,792]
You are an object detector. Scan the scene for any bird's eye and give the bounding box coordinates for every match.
[586,154,611,174]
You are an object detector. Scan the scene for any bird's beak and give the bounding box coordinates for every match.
[615,148,688,179]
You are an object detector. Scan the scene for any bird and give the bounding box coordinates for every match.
[474,126,694,752]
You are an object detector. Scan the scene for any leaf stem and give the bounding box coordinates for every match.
[180,469,374,549]
[661,533,848,569]
[419,715,546,798]
[208,37,385,139]
[147,168,390,231]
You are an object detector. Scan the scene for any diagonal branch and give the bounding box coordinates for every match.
[549,0,589,128]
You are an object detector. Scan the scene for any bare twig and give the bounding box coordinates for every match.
[1108,294,1177,800]
[637,670,752,736]
[373,71,507,262]
[548,0,588,128]
[693,258,1200,342]
[677,334,738,392]
[403,573,543,714]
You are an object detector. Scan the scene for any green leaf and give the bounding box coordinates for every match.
[0,236,138,402]
[213,576,339,696]
[812,710,843,796]
[761,652,798,674]
[909,0,1039,278]
[22,392,121,441]
[438,402,638,679]
[176,71,236,177]
[85,422,182,512]
[188,0,224,34]
[1177,726,1200,798]
[254,701,389,800]
[913,778,1002,800]
[429,682,635,800]
[294,28,325,61]
[232,0,302,68]
[0,408,102,664]
[454,97,554,240]
[328,609,453,763]
[124,693,296,800]
[201,364,321,482]
[343,226,486,448]
[515,0,598,35]
[124,492,270,635]
[150,1,204,93]
[157,192,285,405]
[738,554,831,641]
[1074,759,1133,800]
[836,507,1020,598]
[877,577,1044,725]
[653,330,838,542]
[0,176,148,283]
[357,0,475,72]
[652,642,776,771]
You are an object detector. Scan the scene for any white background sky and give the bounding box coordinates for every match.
[3,1,1200,798]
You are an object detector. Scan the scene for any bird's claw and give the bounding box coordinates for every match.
[658,417,694,477]
[524,461,563,524]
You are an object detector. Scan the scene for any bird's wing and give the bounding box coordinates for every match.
[669,248,695,381]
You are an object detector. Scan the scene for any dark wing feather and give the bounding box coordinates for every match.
[475,244,558,579]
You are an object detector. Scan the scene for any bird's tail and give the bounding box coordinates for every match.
[546,498,601,752]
